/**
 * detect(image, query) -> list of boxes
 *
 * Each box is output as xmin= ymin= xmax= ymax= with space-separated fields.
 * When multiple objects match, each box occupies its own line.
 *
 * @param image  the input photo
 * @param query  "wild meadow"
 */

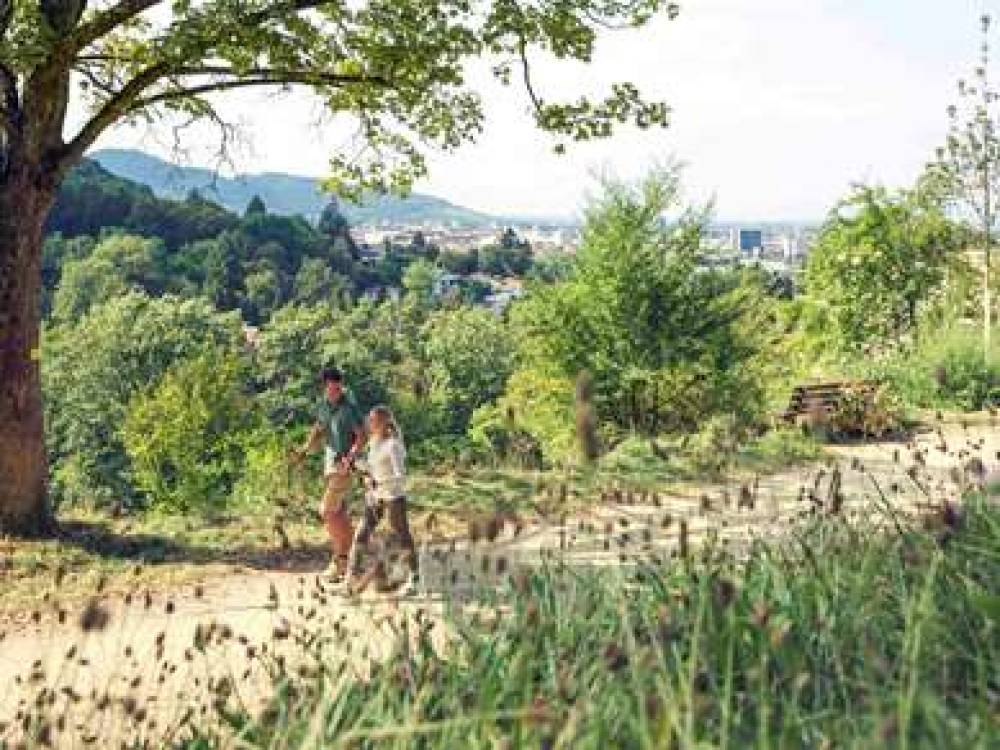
xmin=5 ymin=453 xmax=997 ymax=750
xmin=208 ymin=497 xmax=997 ymax=750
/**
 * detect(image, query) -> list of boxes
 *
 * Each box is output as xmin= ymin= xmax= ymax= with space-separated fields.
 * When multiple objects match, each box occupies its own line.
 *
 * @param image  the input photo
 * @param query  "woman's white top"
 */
xmin=359 ymin=436 xmax=407 ymax=502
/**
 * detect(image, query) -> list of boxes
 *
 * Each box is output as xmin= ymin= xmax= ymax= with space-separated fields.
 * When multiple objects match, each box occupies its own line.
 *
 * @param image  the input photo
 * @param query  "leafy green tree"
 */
xmin=255 ymin=302 xmax=393 ymax=428
xmin=245 ymin=194 xmax=267 ymax=217
xmin=200 ymin=236 xmax=244 ymax=310
xmin=425 ymin=306 xmax=516 ymax=431
xmin=934 ymin=13 xmax=1000 ymax=357
xmin=41 ymin=233 xmax=95 ymax=316
xmin=244 ymin=266 xmax=284 ymax=324
xmin=410 ymin=231 xmax=427 ymax=254
xmin=440 ymin=249 xmax=479 ymax=275
xmin=255 ymin=304 xmax=339 ymax=427
xmin=44 ymin=292 xmax=242 ymax=508
xmin=500 ymin=227 xmax=528 ymax=251
xmin=803 ymin=185 xmax=965 ymax=353
xmin=0 ymin=0 xmax=674 ymax=534
xmin=402 ymin=258 xmax=438 ymax=307
xmin=51 ymin=234 xmax=160 ymax=322
xmin=470 ymin=368 xmax=574 ymax=465
xmin=123 ymin=348 xmax=258 ymax=512
xmin=527 ymin=252 xmax=575 ymax=284
xmin=511 ymin=166 xmax=765 ymax=434
xmin=293 ymin=256 xmax=349 ymax=307
xmin=458 ymin=277 xmax=493 ymax=304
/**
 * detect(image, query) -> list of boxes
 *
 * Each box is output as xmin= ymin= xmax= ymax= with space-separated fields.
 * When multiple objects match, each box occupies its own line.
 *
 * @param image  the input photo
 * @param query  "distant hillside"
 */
xmin=93 ymin=149 xmax=497 ymax=226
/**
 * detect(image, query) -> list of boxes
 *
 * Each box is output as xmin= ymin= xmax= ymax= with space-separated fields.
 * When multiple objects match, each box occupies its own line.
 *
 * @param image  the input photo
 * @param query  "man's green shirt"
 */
xmin=316 ymin=392 xmax=364 ymax=456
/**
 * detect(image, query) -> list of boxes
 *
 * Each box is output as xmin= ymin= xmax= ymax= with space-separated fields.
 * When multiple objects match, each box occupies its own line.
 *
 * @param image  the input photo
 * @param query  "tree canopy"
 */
xmin=802 ymin=184 xmax=966 ymax=354
xmin=1 ymin=0 xmax=674 ymax=193
xmin=511 ymin=165 xmax=767 ymax=438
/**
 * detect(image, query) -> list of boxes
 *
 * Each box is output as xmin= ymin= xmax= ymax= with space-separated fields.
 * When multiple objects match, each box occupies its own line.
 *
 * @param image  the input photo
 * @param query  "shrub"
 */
xmin=827 ymin=383 xmax=904 ymax=438
xmin=512 ymin=167 xmax=769 ymax=439
xmin=466 ymin=411 xmax=546 ymax=470
xmin=424 ymin=306 xmax=517 ymax=432
xmin=123 ymin=349 xmax=258 ymax=512
xmin=470 ymin=368 xmax=576 ymax=466
xmin=43 ymin=292 xmax=244 ymax=508
xmin=867 ymin=325 xmax=1000 ymax=411
xmin=231 ymin=431 xmax=313 ymax=510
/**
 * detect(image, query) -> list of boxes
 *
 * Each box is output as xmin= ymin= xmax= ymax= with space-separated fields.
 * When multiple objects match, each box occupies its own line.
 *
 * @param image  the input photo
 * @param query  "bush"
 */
xmin=424 ymin=306 xmax=517 ymax=432
xmin=390 ymin=390 xmax=452 ymax=452
xmin=406 ymin=434 xmax=482 ymax=471
xmin=470 ymin=368 xmax=576 ymax=466
xmin=123 ymin=349 xmax=258 ymax=512
xmin=231 ymin=431 xmax=312 ymax=509
xmin=511 ymin=167 xmax=769 ymax=440
xmin=868 ymin=325 xmax=1000 ymax=411
xmin=623 ymin=361 xmax=766 ymax=435
xmin=826 ymin=383 xmax=904 ymax=439
xmin=466 ymin=411 xmax=545 ymax=470
xmin=43 ymin=292 xmax=244 ymax=508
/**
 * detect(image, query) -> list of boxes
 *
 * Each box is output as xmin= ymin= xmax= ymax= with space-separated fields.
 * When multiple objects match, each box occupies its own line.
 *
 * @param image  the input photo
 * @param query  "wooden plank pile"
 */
xmin=778 ymin=380 xmax=880 ymax=425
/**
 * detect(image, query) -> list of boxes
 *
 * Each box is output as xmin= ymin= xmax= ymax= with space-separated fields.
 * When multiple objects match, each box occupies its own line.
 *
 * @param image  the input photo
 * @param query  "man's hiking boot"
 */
xmin=323 ymin=556 xmax=348 ymax=582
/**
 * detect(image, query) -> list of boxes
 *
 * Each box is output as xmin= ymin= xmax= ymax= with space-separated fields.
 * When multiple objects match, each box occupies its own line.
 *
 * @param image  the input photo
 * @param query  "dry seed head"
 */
xmin=750 ymin=601 xmax=771 ymax=628
xmin=79 ymin=599 xmax=110 ymax=632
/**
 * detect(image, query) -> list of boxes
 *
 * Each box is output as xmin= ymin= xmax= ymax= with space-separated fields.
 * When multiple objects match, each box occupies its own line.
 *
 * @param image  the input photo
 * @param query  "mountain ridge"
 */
xmin=92 ymin=148 xmax=503 ymax=227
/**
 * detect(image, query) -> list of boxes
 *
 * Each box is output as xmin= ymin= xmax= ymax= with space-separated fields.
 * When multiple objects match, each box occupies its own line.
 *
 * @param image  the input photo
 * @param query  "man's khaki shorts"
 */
xmin=320 ymin=449 xmax=354 ymax=516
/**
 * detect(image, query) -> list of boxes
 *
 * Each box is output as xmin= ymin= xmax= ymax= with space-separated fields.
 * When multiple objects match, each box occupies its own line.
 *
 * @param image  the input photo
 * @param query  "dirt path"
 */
xmin=1 ymin=423 xmax=996 ymax=748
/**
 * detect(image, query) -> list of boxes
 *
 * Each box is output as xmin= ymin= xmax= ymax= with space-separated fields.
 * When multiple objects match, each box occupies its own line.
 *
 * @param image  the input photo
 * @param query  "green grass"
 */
xmin=0 ymin=506 xmax=329 ymax=615
xmin=861 ymin=324 xmax=1000 ymax=412
xmin=169 ymin=492 xmax=1000 ymax=750
xmin=734 ymin=427 xmax=824 ymax=470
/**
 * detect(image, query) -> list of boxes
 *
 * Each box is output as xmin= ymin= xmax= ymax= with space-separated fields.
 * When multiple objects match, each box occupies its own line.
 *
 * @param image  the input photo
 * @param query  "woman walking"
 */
xmin=348 ymin=405 xmax=420 ymax=596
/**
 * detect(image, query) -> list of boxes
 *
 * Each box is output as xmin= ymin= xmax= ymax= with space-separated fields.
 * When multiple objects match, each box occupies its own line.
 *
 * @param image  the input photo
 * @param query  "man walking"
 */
xmin=291 ymin=367 xmax=366 ymax=579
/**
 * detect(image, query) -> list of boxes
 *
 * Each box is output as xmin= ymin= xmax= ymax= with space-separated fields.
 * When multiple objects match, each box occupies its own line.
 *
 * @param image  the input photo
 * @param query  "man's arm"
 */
xmin=291 ymin=422 xmax=326 ymax=463
xmin=345 ymin=423 xmax=367 ymax=464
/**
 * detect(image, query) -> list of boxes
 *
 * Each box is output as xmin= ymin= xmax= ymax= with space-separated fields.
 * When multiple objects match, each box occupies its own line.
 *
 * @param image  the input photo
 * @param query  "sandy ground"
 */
xmin=1 ymin=421 xmax=996 ymax=748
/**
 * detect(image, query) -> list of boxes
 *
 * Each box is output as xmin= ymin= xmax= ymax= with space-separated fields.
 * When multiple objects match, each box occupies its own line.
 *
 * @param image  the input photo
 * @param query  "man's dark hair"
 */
xmin=321 ymin=367 xmax=343 ymax=384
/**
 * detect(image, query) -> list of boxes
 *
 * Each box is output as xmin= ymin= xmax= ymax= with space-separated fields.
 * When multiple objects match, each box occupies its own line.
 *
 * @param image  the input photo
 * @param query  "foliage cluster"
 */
xmin=41 ymin=165 xmax=783 ymax=512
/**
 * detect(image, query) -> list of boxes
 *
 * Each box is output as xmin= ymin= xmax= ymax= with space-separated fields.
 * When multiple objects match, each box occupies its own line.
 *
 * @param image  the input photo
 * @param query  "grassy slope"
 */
xmin=0 ymin=431 xmax=819 ymax=616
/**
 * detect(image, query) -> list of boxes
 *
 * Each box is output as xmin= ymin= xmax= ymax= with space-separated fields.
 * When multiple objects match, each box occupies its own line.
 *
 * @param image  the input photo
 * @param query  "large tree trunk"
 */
xmin=0 ymin=164 xmax=56 ymax=537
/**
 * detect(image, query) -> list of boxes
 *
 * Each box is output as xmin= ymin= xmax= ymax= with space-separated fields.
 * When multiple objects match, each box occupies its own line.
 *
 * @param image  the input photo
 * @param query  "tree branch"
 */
xmin=59 ymin=64 xmax=389 ymax=172
xmin=56 ymin=0 xmax=165 ymax=60
xmin=129 ymin=68 xmax=388 ymax=109
xmin=58 ymin=61 xmax=172 ymax=169
xmin=48 ymin=0 xmax=330 ymax=70
xmin=518 ymin=37 xmax=544 ymax=115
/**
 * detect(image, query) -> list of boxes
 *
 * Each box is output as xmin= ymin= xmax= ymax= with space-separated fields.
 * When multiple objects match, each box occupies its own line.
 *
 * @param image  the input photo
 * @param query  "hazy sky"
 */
xmin=93 ymin=0 xmax=996 ymax=220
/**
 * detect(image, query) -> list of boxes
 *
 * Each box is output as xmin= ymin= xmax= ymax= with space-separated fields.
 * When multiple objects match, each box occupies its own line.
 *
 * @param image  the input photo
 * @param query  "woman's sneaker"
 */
xmin=397 ymin=572 xmax=421 ymax=598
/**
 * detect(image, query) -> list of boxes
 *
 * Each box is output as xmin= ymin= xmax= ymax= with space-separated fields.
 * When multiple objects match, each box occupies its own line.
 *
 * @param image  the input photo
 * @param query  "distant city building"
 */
xmin=483 ymin=287 xmax=525 ymax=315
xmin=739 ymin=229 xmax=764 ymax=254
xmin=433 ymin=272 xmax=463 ymax=298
